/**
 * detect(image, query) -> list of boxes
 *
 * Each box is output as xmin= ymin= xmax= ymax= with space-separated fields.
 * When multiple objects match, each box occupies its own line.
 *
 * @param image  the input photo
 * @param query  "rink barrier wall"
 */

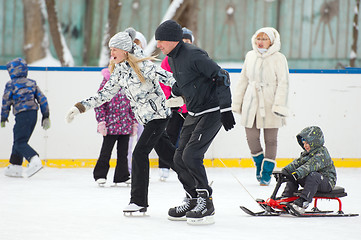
xmin=1 ymin=67 xmax=360 ymax=168
xmin=1 ymin=158 xmax=361 ymax=168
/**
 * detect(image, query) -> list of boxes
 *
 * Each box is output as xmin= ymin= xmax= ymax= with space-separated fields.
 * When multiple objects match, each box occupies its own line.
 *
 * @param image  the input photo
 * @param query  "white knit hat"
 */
xmin=135 ymin=31 xmax=147 ymax=49
xmin=108 ymin=27 xmax=136 ymax=52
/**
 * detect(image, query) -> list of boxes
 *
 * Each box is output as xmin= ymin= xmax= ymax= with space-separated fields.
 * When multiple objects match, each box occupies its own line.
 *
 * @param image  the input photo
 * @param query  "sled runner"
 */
xmin=240 ymin=171 xmax=359 ymax=217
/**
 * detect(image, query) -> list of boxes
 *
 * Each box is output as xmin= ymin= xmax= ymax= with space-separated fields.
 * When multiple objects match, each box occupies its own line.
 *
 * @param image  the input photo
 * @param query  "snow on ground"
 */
xmin=0 ymin=167 xmax=360 ymax=240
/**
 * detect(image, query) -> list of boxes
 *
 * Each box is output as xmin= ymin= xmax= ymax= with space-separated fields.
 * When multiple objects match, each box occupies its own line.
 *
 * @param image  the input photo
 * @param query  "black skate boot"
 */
xmin=287 ymin=197 xmax=309 ymax=216
xmin=186 ymin=189 xmax=215 ymax=225
xmin=168 ymin=192 xmax=197 ymax=221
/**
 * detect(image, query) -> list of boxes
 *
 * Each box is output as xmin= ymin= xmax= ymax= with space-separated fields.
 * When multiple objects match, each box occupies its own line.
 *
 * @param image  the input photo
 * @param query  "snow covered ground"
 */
xmin=1 ymin=167 xmax=360 ymax=240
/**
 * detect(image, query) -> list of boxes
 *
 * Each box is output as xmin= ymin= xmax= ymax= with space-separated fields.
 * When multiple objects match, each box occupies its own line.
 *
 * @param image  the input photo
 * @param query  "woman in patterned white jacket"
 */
xmin=66 ymin=28 xmax=179 ymax=213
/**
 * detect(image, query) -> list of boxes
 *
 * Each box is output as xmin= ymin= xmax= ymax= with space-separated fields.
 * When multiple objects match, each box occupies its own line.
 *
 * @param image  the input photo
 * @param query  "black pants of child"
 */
xmin=282 ymin=172 xmax=332 ymax=202
xmin=130 ymin=118 xmax=177 ymax=207
xmin=173 ymin=111 xmax=222 ymax=198
xmin=93 ymin=134 xmax=130 ymax=183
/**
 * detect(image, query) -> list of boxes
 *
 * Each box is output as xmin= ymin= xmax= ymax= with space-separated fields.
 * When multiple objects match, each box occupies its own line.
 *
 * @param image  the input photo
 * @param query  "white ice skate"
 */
xmin=96 ymin=178 xmax=106 ymax=187
xmin=25 ymin=155 xmax=43 ymax=178
xmin=4 ymin=164 xmax=23 ymax=178
xmin=159 ymin=168 xmax=169 ymax=181
xmin=111 ymin=179 xmax=131 ymax=187
xmin=123 ymin=203 xmax=147 ymax=216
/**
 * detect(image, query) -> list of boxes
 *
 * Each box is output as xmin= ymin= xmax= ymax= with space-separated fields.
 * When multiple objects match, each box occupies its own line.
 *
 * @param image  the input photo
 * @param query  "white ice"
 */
xmin=1 ymin=167 xmax=360 ymax=240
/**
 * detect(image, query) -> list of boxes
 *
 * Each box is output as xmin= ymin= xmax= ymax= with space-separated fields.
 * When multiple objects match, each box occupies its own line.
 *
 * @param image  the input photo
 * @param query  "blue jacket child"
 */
xmin=1 ymin=57 xmax=50 ymax=178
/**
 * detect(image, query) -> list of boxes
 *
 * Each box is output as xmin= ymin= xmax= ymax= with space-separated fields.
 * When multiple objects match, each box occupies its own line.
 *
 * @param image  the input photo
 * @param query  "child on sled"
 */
xmin=281 ymin=126 xmax=337 ymax=214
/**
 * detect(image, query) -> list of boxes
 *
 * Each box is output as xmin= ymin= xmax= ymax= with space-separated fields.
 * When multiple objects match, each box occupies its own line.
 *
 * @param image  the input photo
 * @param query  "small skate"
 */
xmin=4 ymin=164 xmax=23 ymax=178
xmin=159 ymin=168 xmax=169 ymax=182
xmin=123 ymin=203 xmax=147 ymax=217
xmin=96 ymin=178 xmax=106 ymax=187
xmin=26 ymin=156 xmax=43 ymax=178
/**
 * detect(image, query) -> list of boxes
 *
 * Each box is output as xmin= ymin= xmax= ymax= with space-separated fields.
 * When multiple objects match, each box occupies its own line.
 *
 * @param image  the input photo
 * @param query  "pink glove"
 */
xmin=131 ymin=123 xmax=138 ymax=136
xmin=97 ymin=121 xmax=107 ymax=136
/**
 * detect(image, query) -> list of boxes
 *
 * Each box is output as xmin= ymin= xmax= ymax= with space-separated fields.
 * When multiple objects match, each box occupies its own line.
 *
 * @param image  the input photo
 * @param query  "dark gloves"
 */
xmin=41 ymin=116 xmax=51 ymax=130
xmin=281 ymin=168 xmax=298 ymax=183
xmin=1 ymin=118 xmax=8 ymax=128
xmin=221 ymin=111 xmax=235 ymax=131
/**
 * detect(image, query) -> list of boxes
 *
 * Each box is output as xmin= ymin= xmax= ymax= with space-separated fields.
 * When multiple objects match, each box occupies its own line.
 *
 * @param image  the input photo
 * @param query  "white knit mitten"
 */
xmin=66 ymin=106 xmax=80 ymax=123
xmin=165 ymin=96 xmax=185 ymax=108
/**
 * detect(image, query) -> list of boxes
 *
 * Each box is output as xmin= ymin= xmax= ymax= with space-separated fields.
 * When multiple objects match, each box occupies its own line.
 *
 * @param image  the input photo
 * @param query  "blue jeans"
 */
xmin=10 ymin=110 xmax=38 ymax=164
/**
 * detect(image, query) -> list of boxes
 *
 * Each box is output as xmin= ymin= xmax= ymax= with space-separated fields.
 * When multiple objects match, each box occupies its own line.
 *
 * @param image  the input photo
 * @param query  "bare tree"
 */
xmin=83 ymin=0 xmax=95 ymax=65
xmin=173 ymin=0 xmax=199 ymax=44
xmin=98 ymin=0 xmax=122 ymax=66
xmin=45 ymin=0 xmax=74 ymax=66
xmin=350 ymin=0 xmax=360 ymax=67
xmin=144 ymin=0 xmax=199 ymax=56
xmin=22 ymin=0 xmax=46 ymax=64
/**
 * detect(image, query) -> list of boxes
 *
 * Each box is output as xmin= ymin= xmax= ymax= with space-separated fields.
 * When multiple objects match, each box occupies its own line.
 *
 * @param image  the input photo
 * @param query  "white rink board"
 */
xmin=0 ymin=69 xmax=360 ymax=160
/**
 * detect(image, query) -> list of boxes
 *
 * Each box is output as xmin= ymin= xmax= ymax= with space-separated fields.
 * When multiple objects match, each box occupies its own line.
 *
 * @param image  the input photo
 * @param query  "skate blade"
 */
xmin=123 ymin=211 xmax=148 ymax=217
xmin=5 ymin=173 xmax=23 ymax=178
xmin=159 ymin=177 xmax=167 ymax=182
xmin=168 ymin=216 xmax=187 ymax=221
xmin=111 ymin=183 xmax=130 ymax=187
xmin=186 ymin=215 xmax=215 ymax=225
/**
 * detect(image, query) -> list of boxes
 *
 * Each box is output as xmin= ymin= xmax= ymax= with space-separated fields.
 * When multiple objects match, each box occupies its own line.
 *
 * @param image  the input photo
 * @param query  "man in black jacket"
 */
xmin=155 ymin=20 xmax=235 ymax=225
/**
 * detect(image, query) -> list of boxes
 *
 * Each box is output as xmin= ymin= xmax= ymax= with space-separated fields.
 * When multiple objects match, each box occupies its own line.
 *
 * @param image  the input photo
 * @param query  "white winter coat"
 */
xmin=81 ymin=45 xmax=175 ymax=125
xmin=232 ymin=27 xmax=289 ymax=129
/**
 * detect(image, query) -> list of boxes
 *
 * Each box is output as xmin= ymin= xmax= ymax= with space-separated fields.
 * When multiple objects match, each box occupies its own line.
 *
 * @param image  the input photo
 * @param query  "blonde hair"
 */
xmin=126 ymin=53 xmax=158 ymax=83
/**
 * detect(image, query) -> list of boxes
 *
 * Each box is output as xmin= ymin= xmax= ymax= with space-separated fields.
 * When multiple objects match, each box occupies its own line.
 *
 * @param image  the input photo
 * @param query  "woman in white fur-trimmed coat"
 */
xmin=232 ymin=27 xmax=289 ymax=186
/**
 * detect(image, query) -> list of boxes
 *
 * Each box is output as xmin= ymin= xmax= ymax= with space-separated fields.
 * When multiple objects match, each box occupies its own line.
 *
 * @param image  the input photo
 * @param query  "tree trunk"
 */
xmin=45 ymin=0 xmax=74 ymax=66
xmin=350 ymin=0 xmax=360 ymax=67
xmin=173 ymin=0 xmax=199 ymax=44
xmin=83 ymin=0 xmax=95 ymax=65
xmin=98 ymin=0 xmax=122 ymax=67
xmin=22 ymin=0 xmax=46 ymax=64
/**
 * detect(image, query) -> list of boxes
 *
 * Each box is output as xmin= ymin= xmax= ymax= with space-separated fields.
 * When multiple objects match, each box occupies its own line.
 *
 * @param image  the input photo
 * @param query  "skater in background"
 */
xmin=93 ymin=60 xmax=137 ymax=187
xmin=66 ymin=27 xmax=183 ymax=213
xmin=281 ymin=126 xmax=336 ymax=214
xmin=157 ymin=27 xmax=193 ymax=181
xmin=155 ymin=20 xmax=235 ymax=224
xmin=126 ymin=31 xmax=147 ymax=174
xmin=232 ymin=27 xmax=289 ymax=186
xmin=1 ymin=57 xmax=50 ymax=178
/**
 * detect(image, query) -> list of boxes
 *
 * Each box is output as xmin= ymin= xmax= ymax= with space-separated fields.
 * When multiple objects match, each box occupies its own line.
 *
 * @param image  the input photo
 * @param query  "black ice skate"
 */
xmin=123 ymin=203 xmax=147 ymax=216
xmin=186 ymin=189 xmax=215 ymax=225
xmin=168 ymin=192 xmax=197 ymax=221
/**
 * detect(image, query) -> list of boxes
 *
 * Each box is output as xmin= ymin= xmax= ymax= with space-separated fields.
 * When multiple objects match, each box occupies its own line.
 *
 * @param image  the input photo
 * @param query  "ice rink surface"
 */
xmin=1 ymin=167 xmax=360 ymax=240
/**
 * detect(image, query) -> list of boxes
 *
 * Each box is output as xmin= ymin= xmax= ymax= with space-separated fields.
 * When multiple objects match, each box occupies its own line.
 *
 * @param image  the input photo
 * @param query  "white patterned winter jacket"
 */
xmin=81 ymin=45 xmax=175 ymax=125
xmin=232 ymin=27 xmax=289 ymax=129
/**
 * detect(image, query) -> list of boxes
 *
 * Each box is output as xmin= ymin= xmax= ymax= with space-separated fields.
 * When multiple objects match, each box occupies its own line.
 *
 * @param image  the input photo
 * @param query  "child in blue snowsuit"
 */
xmin=281 ymin=126 xmax=337 ymax=214
xmin=1 ymin=58 xmax=50 ymax=177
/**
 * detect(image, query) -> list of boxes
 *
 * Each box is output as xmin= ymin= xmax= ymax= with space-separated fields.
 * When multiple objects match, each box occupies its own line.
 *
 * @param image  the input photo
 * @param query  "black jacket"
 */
xmin=168 ymin=41 xmax=232 ymax=116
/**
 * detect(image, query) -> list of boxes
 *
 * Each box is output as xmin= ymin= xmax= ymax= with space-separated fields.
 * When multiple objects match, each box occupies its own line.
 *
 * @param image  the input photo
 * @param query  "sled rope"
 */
xmin=217 ymin=158 xmax=257 ymax=202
